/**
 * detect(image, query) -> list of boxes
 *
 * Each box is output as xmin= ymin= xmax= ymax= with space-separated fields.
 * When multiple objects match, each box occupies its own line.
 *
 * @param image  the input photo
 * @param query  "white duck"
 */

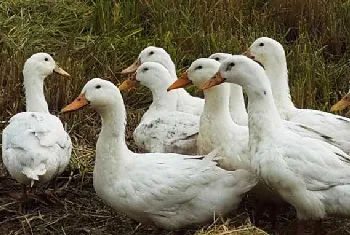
xmin=121 ymin=46 xmax=204 ymax=116
xmin=245 ymin=37 xmax=350 ymax=154
xmin=168 ymin=59 xmax=341 ymax=165
xmin=209 ymin=53 xmax=248 ymax=126
xmin=61 ymin=78 xmax=257 ymax=230
xmin=119 ymin=62 xmax=199 ymax=155
xmin=2 ymin=53 xmax=72 ymax=198
xmin=168 ymin=58 xmax=249 ymax=170
xmin=202 ymin=55 xmax=350 ymax=234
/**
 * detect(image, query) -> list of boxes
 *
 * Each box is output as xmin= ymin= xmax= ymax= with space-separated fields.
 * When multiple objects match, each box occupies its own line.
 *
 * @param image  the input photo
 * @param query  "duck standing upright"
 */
xmin=119 ymin=62 xmax=199 ymax=154
xmin=2 ymin=53 xmax=72 ymax=198
xmin=61 ymin=78 xmax=257 ymax=230
xmin=244 ymin=37 xmax=350 ymax=154
xmin=202 ymin=55 xmax=350 ymax=234
xmin=168 ymin=58 xmax=249 ymax=170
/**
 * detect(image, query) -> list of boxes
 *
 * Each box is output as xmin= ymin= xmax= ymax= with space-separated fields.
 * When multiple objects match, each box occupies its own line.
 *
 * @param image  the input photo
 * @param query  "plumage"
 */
xmin=2 ymin=112 xmax=71 ymax=186
xmin=212 ymin=55 xmax=350 ymax=226
xmin=178 ymin=58 xmax=250 ymax=170
xmin=61 ymin=78 xmax=258 ymax=230
xmin=2 ymin=53 xmax=72 ymax=187
xmin=246 ymin=37 xmax=350 ymax=154
xmin=122 ymin=46 xmax=204 ymax=116
xmin=168 ymin=58 xmax=341 ymax=169
xmin=120 ymin=62 xmax=199 ymax=154
xmin=208 ymin=53 xmax=248 ymax=126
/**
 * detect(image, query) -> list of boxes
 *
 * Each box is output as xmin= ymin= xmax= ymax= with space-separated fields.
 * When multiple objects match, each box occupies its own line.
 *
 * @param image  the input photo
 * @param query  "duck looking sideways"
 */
xmin=244 ymin=37 xmax=350 ymax=154
xmin=168 ymin=58 xmax=249 ymax=170
xmin=119 ymin=62 xmax=199 ymax=154
xmin=61 ymin=78 xmax=257 ymax=230
xmin=202 ymin=55 xmax=350 ymax=234
xmin=208 ymin=53 xmax=248 ymax=126
xmin=2 ymin=53 xmax=72 ymax=198
xmin=121 ymin=46 xmax=204 ymax=116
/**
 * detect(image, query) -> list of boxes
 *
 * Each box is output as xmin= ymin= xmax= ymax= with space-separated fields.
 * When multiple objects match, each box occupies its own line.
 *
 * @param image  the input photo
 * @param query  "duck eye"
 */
xmin=143 ymin=67 xmax=149 ymax=72
xmin=225 ymin=62 xmax=235 ymax=71
xmin=195 ymin=65 xmax=202 ymax=70
xmin=44 ymin=58 xmax=49 ymax=61
xmin=214 ymin=57 xmax=220 ymax=61
xmin=95 ymin=85 xmax=101 ymax=89
xmin=259 ymin=42 xmax=264 ymax=47
xmin=49 ymin=53 xmax=55 ymax=57
xmin=149 ymin=51 xmax=154 ymax=56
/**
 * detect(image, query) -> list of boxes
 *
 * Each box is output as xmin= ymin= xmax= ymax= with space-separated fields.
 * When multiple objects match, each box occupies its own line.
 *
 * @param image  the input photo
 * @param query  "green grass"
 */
xmin=1 ymin=0 xmax=350 ymax=234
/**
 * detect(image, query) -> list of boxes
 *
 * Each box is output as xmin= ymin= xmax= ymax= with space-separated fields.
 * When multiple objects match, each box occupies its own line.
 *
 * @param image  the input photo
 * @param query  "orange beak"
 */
xmin=200 ymin=72 xmax=225 ymax=90
xmin=119 ymin=72 xmax=140 ymax=92
xmin=61 ymin=93 xmax=89 ymax=113
xmin=242 ymin=49 xmax=255 ymax=59
xmin=167 ymin=72 xmax=192 ymax=91
xmin=330 ymin=93 xmax=350 ymax=112
xmin=53 ymin=66 xmax=70 ymax=77
xmin=121 ymin=59 xmax=141 ymax=74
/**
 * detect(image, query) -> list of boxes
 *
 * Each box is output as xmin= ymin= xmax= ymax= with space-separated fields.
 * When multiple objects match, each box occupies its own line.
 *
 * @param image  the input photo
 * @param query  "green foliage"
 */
xmin=1 ymin=0 xmax=350 ymax=141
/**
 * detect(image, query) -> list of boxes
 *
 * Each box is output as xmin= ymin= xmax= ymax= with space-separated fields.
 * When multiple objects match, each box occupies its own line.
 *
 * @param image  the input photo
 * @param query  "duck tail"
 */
xmin=21 ymin=164 xmax=46 ymax=187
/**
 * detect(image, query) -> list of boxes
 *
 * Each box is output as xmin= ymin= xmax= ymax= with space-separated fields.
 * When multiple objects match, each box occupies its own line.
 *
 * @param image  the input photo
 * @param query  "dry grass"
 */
xmin=1 ymin=0 xmax=350 ymax=234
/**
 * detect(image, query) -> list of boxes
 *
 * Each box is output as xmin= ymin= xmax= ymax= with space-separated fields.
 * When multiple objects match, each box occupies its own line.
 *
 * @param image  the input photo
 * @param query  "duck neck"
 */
xmin=203 ymin=83 xmax=231 ymax=122
xmin=246 ymin=82 xmax=283 ymax=151
xmin=94 ymin=95 xmax=129 ymax=181
xmin=149 ymin=87 xmax=177 ymax=112
xmin=229 ymin=84 xmax=247 ymax=117
xmin=265 ymin=60 xmax=296 ymax=118
xmin=23 ymin=73 xmax=49 ymax=113
xmin=161 ymin=58 xmax=177 ymax=82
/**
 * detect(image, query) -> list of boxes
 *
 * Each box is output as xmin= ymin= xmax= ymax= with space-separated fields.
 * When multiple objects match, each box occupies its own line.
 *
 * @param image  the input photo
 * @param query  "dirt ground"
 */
xmin=1 ymin=110 xmax=350 ymax=235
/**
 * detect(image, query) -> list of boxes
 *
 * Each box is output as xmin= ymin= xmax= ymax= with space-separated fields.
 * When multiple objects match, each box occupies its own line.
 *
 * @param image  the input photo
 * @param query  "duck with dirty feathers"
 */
xmin=61 ymin=78 xmax=257 ymax=230
xmin=202 ymin=54 xmax=350 ymax=234
xmin=2 ymin=53 xmax=72 ymax=199
xmin=244 ymin=37 xmax=350 ymax=154
xmin=119 ymin=62 xmax=199 ymax=155
xmin=121 ymin=46 xmax=204 ymax=116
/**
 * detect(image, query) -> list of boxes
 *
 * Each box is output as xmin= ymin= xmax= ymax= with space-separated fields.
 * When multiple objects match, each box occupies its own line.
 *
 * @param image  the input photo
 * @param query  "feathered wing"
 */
xmin=290 ymin=109 xmax=350 ymax=153
xmin=255 ymin=133 xmax=350 ymax=219
xmin=2 ymin=112 xmax=72 ymax=185
xmin=114 ymin=153 xmax=257 ymax=229
xmin=133 ymin=111 xmax=199 ymax=154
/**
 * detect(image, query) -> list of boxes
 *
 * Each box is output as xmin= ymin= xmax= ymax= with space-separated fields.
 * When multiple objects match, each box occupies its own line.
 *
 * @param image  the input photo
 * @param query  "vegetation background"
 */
xmin=0 ymin=0 xmax=350 ymax=234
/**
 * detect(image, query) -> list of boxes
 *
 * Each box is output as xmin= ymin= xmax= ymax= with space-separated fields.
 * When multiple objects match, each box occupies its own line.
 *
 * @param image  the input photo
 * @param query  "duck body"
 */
xmin=62 ymin=78 xmax=258 ymax=230
xmin=93 ymin=149 xmax=255 ymax=229
xmin=121 ymin=62 xmax=199 ymax=154
xmin=215 ymin=55 xmax=350 ymax=222
xmin=181 ymin=58 xmax=250 ymax=169
xmin=2 ymin=112 xmax=71 ymax=185
xmin=247 ymin=37 xmax=350 ymax=154
xmin=250 ymin=125 xmax=350 ymax=219
xmin=197 ymin=84 xmax=249 ymax=169
xmin=133 ymin=110 xmax=199 ymax=154
xmin=1 ymin=53 xmax=71 ymax=187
